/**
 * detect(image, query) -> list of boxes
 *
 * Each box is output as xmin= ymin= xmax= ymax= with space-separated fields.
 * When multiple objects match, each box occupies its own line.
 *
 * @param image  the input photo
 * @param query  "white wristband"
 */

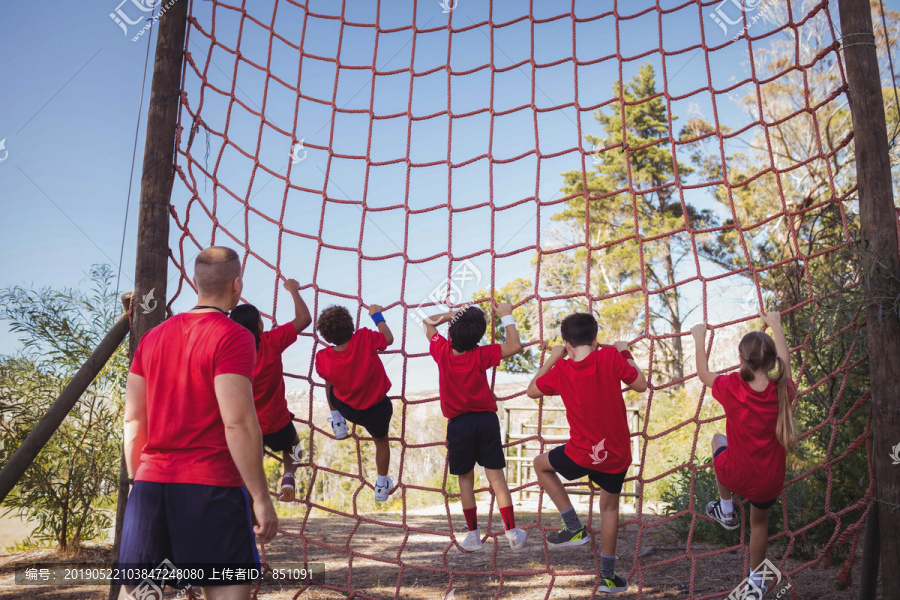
xmin=500 ymin=314 xmax=516 ymax=328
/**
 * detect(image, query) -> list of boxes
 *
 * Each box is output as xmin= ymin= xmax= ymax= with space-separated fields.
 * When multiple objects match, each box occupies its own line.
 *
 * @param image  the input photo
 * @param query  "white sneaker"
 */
xmin=505 ymin=527 xmax=527 ymax=550
xmin=459 ymin=530 xmax=483 ymax=552
xmin=328 ymin=417 xmax=350 ymax=440
xmin=374 ymin=476 xmax=394 ymax=501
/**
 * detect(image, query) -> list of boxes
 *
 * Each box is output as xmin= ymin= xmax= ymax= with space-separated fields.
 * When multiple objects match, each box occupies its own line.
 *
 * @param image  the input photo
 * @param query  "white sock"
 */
xmin=720 ymin=497 xmax=734 ymax=514
xmin=330 ymin=410 xmax=345 ymax=423
xmin=749 ymin=570 xmax=763 ymax=588
xmin=376 ymin=473 xmax=390 ymax=487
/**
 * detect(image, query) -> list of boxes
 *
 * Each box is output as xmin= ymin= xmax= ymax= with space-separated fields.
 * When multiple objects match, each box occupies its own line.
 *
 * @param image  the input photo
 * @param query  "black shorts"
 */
xmin=118 ymin=482 xmax=259 ymax=587
xmin=262 ymin=417 xmax=298 ymax=452
xmin=713 ymin=445 xmax=778 ymax=510
xmin=329 ymin=388 xmax=393 ymax=439
xmin=548 ymin=445 xmax=628 ymax=495
xmin=446 ymin=411 xmax=506 ymax=475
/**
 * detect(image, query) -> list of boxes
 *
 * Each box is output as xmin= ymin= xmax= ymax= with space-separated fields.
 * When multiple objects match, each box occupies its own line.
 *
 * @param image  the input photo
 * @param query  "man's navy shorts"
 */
xmin=329 ymin=388 xmax=393 ymax=439
xmin=548 ymin=445 xmax=628 ymax=495
xmin=117 ymin=481 xmax=260 ymax=587
xmin=446 ymin=411 xmax=506 ymax=475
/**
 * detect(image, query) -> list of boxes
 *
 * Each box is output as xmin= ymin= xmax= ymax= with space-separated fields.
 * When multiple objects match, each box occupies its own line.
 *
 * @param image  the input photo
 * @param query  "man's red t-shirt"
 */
xmin=129 ymin=312 xmax=257 ymax=487
xmin=429 ymin=333 xmax=502 ymax=419
xmin=536 ymin=347 xmax=638 ymax=473
xmin=253 ymin=322 xmax=297 ymax=435
xmin=315 ymin=328 xmax=391 ymax=410
xmin=712 ymin=372 xmax=795 ymax=502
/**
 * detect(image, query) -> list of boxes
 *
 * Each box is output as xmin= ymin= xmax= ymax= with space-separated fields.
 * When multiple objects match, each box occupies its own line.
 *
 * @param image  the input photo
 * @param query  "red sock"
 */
xmin=463 ymin=507 xmax=478 ymax=531
xmin=499 ymin=505 xmax=516 ymax=531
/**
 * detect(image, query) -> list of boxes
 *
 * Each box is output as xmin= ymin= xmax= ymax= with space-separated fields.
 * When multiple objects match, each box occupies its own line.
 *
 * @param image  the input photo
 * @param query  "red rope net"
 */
xmin=164 ymin=1 xmax=881 ymax=598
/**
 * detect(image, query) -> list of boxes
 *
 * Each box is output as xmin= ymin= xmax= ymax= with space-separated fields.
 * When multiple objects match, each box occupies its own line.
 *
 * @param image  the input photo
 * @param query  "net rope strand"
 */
xmin=162 ymin=1 xmax=880 ymax=598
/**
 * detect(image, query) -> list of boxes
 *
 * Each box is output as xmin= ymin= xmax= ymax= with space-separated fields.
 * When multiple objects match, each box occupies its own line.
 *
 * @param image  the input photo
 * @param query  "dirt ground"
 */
xmin=0 ymin=510 xmax=876 ymax=599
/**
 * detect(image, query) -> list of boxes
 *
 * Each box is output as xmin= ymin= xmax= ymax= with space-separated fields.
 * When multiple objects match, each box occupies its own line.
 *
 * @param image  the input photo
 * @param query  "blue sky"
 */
xmin=0 ymin=0 xmax=885 ymax=392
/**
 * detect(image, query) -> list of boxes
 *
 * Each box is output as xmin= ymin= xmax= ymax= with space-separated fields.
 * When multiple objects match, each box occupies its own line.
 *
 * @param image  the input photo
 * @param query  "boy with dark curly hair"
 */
xmin=314 ymin=303 xmax=395 ymax=501
xmin=424 ymin=302 xmax=527 ymax=552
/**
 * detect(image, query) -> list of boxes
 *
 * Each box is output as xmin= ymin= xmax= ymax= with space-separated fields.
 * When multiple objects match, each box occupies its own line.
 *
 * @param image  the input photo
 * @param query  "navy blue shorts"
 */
xmin=548 ymin=445 xmax=628 ymax=495
xmin=329 ymin=388 xmax=393 ymax=439
xmin=446 ymin=411 xmax=506 ymax=475
xmin=117 ymin=481 xmax=260 ymax=587
xmin=262 ymin=416 xmax=298 ymax=452
xmin=712 ymin=445 xmax=778 ymax=510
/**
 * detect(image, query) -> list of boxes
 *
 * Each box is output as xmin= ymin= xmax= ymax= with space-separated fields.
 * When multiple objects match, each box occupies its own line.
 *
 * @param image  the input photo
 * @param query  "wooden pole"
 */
xmin=0 ymin=311 xmax=130 ymax=503
xmin=837 ymin=1 xmax=900 ymax=597
xmin=109 ymin=2 xmax=188 ymax=597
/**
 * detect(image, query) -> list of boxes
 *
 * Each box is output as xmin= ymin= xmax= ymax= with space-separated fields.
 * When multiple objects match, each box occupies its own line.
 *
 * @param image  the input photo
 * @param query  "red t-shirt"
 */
xmin=536 ymin=347 xmax=638 ymax=473
xmin=253 ymin=322 xmax=297 ymax=435
xmin=129 ymin=312 xmax=257 ymax=487
xmin=315 ymin=327 xmax=391 ymax=410
xmin=429 ymin=333 xmax=502 ymax=419
xmin=712 ymin=372 xmax=795 ymax=502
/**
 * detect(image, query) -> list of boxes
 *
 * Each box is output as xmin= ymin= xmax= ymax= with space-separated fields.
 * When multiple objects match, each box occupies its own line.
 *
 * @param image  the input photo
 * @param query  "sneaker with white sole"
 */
xmin=459 ymin=529 xmax=483 ymax=552
xmin=739 ymin=580 xmax=769 ymax=599
xmin=706 ymin=499 xmax=740 ymax=530
xmin=547 ymin=524 xmax=590 ymax=547
xmin=374 ymin=476 xmax=394 ymax=501
xmin=598 ymin=572 xmax=628 ymax=593
xmin=328 ymin=417 xmax=350 ymax=440
xmin=505 ymin=527 xmax=527 ymax=550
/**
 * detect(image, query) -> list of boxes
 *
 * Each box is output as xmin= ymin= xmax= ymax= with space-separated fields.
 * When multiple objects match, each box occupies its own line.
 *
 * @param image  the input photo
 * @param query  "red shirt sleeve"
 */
xmin=214 ymin=327 xmax=257 ymax=378
xmin=266 ymin=322 xmax=298 ymax=354
xmin=479 ymin=344 xmax=502 ymax=370
xmin=314 ymin=349 xmax=329 ymax=380
xmin=611 ymin=349 xmax=639 ymax=384
xmin=711 ymin=373 xmax=733 ymax=408
xmin=429 ymin=333 xmax=447 ymax=361
xmin=129 ymin=338 xmax=145 ymax=376
xmin=367 ymin=327 xmax=388 ymax=352
xmin=536 ymin=362 xmax=561 ymax=396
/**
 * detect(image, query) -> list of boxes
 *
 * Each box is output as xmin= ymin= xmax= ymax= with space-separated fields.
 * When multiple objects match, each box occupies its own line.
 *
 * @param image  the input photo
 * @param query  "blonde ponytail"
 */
xmin=772 ymin=355 xmax=798 ymax=453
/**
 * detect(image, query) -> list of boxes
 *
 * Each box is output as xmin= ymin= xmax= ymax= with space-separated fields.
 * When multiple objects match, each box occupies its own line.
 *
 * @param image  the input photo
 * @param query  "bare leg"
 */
xmin=484 ymin=468 xmax=512 ymax=509
xmin=325 ymin=382 xmax=336 ymax=411
xmin=279 ymin=433 xmax=302 ymax=502
xmin=117 ymin=586 xmax=136 ymax=599
xmin=202 ymin=584 xmax=253 ymax=600
xmin=533 ymin=452 xmax=572 ymax=512
xmin=598 ymin=489 xmax=620 ymax=556
xmin=749 ymin=505 xmax=770 ymax=571
xmin=459 ymin=470 xmax=476 ymax=510
xmin=711 ymin=433 xmax=732 ymax=501
xmin=373 ymin=435 xmax=390 ymax=477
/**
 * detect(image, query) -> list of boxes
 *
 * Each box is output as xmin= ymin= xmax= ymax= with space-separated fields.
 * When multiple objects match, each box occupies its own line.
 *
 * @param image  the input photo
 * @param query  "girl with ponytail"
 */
xmin=691 ymin=311 xmax=799 ymax=599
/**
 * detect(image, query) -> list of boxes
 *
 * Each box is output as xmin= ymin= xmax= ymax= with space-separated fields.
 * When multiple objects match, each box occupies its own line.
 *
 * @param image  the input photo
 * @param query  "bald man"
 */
xmin=118 ymin=247 xmax=277 ymax=600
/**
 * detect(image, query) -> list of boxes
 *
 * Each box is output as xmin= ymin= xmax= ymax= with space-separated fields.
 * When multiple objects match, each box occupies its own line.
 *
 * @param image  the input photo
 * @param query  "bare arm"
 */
xmin=761 ymin=311 xmax=792 ymax=380
xmin=215 ymin=373 xmax=278 ymax=544
xmin=368 ymin=304 xmax=394 ymax=346
xmin=123 ymin=373 xmax=148 ymax=480
xmin=527 ymin=345 xmax=566 ymax=398
xmin=423 ymin=310 xmax=456 ymax=340
xmin=690 ymin=324 xmax=719 ymax=389
xmin=494 ymin=301 xmax=522 ymax=358
xmin=284 ymin=279 xmax=312 ymax=333
xmin=614 ymin=341 xmax=649 ymax=392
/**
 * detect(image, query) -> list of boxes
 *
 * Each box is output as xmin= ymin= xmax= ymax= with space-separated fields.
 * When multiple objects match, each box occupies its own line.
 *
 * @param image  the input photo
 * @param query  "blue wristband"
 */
xmin=371 ymin=311 xmax=385 ymax=325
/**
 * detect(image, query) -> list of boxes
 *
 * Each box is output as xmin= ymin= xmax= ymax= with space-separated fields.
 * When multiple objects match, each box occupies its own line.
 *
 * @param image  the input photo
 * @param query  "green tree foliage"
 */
xmin=0 ymin=265 xmax=128 ymax=551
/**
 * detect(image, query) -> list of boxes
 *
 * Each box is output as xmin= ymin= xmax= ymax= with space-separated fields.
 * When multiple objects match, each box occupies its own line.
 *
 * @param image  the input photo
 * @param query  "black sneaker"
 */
xmin=598 ymin=572 xmax=628 ymax=593
xmin=706 ymin=500 xmax=740 ymax=530
xmin=546 ymin=524 xmax=590 ymax=547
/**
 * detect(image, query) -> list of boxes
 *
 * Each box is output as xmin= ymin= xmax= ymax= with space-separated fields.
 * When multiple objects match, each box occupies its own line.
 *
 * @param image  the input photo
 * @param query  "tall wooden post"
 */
xmin=837 ymin=1 xmax=900 ymax=598
xmin=109 ymin=2 xmax=188 ymax=598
